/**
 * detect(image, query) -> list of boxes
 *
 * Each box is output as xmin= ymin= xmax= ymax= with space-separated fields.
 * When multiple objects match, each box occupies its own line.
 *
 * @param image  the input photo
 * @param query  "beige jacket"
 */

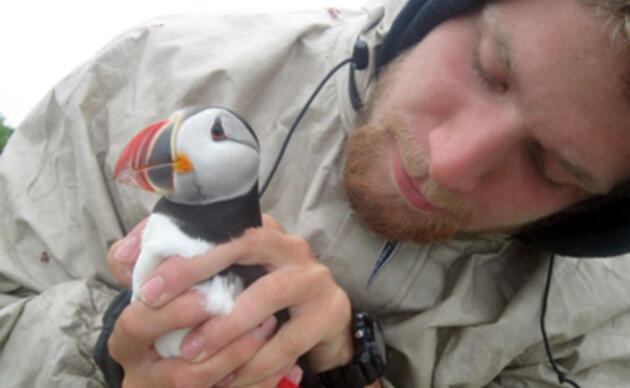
xmin=1 ymin=1 xmax=629 ymax=387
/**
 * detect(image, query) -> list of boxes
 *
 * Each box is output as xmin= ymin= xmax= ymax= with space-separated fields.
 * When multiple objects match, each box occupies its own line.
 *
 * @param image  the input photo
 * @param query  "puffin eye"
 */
xmin=211 ymin=123 xmax=226 ymax=140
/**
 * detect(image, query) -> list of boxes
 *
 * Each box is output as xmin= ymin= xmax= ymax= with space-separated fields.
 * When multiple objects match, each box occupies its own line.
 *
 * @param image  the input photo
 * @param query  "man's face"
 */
xmin=344 ymin=0 xmax=630 ymax=243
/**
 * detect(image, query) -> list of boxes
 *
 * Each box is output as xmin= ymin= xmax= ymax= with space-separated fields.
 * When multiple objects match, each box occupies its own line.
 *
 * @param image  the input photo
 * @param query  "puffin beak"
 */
xmin=114 ymin=114 xmax=193 ymax=194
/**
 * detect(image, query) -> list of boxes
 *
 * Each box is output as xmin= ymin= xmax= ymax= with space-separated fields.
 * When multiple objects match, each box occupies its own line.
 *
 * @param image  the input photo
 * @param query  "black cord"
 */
xmin=540 ymin=255 xmax=582 ymax=388
xmin=259 ymin=58 xmax=354 ymax=198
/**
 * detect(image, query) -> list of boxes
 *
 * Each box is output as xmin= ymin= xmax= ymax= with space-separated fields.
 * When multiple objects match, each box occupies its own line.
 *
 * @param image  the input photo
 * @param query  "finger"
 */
xmin=109 ymin=291 xmax=211 ymax=362
xmin=277 ymin=366 xmax=304 ymax=388
xmin=229 ymin=315 xmax=323 ymax=386
xmin=261 ymin=214 xmax=286 ymax=233
xmin=228 ymin=283 xmax=352 ymax=379
xmin=231 ymin=228 xmax=317 ymax=269
xmin=137 ymin=253 xmax=232 ymax=308
xmin=107 ymin=219 xmax=148 ymax=286
xmin=140 ymin=228 xmax=314 ymax=308
xmin=148 ymin=316 xmax=278 ymax=388
xmin=177 ymin=265 xmax=323 ymax=363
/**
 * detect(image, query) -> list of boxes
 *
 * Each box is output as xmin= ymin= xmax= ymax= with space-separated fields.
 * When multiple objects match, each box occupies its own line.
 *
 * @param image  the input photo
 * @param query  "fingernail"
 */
xmin=278 ymin=366 xmax=302 ymax=388
xmin=181 ymin=333 xmax=205 ymax=360
xmin=254 ymin=316 xmax=278 ymax=340
xmin=140 ymin=275 xmax=164 ymax=305
xmin=287 ymin=365 xmax=303 ymax=384
xmin=215 ymin=373 xmax=234 ymax=387
xmin=114 ymin=236 xmax=138 ymax=263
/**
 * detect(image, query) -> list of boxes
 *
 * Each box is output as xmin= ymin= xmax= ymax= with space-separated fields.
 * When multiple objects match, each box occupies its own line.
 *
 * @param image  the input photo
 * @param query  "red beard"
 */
xmin=343 ymin=112 xmax=475 ymax=243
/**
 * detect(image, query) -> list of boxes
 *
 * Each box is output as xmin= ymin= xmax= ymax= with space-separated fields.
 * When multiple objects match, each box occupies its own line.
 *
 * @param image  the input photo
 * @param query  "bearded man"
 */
xmin=1 ymin=0 xmax=630 ymax=387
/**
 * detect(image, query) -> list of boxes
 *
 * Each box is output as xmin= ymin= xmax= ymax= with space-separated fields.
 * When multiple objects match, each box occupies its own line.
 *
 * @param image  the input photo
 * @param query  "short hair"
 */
xmin=581 ymin=1 xmax=630 ymax=46
xmin=578 ymin=0 xmax=630 ymax=98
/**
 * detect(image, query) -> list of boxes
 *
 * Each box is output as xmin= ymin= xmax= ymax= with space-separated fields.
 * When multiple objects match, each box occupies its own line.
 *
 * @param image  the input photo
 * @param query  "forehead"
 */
xmin=491 ymin=0 xmax=630 ymax=189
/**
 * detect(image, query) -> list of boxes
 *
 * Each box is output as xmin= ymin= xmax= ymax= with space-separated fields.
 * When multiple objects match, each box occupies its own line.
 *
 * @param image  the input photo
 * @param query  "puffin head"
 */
xmin=114 ymin=106 xmax=260 ymax=205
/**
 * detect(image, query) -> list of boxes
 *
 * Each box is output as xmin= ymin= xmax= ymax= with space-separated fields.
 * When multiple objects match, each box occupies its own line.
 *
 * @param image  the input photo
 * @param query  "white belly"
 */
xmin=132 ymin=213 xmax=243 ymax=358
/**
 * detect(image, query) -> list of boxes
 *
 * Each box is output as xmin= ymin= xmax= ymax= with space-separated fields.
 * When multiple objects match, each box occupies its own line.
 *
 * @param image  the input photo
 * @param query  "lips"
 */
xmin=391 ymin=143 xmax=443 ymax=214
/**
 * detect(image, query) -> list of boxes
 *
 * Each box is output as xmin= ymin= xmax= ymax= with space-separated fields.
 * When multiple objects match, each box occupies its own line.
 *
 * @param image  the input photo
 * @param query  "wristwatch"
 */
xmin=317 ymin=311 xmax=387 ymax=387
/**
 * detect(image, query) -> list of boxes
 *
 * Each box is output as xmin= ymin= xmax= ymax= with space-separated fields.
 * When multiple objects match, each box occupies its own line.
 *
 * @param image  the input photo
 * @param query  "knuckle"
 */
xmin=285 ymin=235 xmax=312 ymax=257
xmin=117 ymin=309 xmax=147 ymax=341
xmin=239 ymin=227 xmax=268 ymax=252
xmin=243 ymin=358 xmax=273 ymax=381
xmin=279 ymin=330 xmax=304 ymax=357
xmin=157 ymin=258 xmax=199 ymax=297
xmin=261 ymin=214 xmax=280 ymax=228
xmin=329 ymin=288 xmax=352 ymax=321
xmin=170 ymin=369 xmax=200 ymax=388
xmin=106 ymin=240 xmax=120 ymax=262
xmin=261 ymin=277 xmax=290 ymax=307
xmin=160 ymin=256 xmax=189 ymax=280
xmin=224 ymin=338 xmax=258 ymax=367
xmin=310 ymin=262 xmax=332 ymax=280
xmin=302 ymin=263 xmax=333 ymax=290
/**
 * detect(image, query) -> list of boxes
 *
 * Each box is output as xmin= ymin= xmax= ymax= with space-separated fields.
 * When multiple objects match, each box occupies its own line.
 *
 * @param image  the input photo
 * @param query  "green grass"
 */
xmin=0 ymin=115 xmax=14 ymax=154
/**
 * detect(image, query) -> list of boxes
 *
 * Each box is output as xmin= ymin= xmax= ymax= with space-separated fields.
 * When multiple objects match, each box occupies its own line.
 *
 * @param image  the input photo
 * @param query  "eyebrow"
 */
xmin=480 ymin=5 xmax=516 ymax=79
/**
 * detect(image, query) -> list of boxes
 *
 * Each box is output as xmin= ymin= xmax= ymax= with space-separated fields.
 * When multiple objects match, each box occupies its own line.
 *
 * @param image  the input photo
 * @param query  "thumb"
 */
xmin=107 ymin=219 xmax=147 ymax=286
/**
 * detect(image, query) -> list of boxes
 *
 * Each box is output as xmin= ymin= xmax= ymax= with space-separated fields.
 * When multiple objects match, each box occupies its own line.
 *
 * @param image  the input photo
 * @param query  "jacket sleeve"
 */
xmin=0 ymin=56 xmax=124 ymax=385
xmin=93 ymin=289 xmax=132 ymax=388
xmin=0 ymin=278 xmax=117 ymax=387
xmin=0 ymin=19 xmax=146 ymax=388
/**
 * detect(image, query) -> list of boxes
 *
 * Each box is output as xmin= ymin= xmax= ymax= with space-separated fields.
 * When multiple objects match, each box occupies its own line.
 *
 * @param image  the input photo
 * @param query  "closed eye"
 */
xmin=472 ymin=44 xmax=508 ymax=94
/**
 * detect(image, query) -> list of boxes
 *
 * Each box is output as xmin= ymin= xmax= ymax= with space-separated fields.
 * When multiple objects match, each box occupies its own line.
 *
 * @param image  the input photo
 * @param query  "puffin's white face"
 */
xmin=170 ymin=108 xmax=260 ymax=205
xmin=114 ymin=106 xmax=260 ymax=205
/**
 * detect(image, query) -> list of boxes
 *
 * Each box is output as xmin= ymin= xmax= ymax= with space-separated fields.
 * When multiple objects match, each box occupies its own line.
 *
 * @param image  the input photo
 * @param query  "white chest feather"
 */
xmin=132 ymin=213 xmax=244 ymax=358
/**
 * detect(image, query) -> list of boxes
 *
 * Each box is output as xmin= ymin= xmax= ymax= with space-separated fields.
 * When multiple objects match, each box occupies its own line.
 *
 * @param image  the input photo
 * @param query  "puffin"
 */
xmin=114 ymin=106 xmax=266 ymax=358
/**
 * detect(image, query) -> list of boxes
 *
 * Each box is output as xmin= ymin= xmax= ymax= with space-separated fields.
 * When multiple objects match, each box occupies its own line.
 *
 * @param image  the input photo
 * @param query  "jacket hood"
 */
xmin=376 ymin=0 xmax=486 ymax=68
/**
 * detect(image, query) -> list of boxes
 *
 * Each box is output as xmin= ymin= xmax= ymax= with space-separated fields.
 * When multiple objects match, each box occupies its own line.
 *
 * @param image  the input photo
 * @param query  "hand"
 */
xmin=106 ymin=219 xmax=304 ymax=387
xmin=108 ymin=296 xmax=302 ymax=387
xmin=135 ymin=214 xmax=354 ymax=387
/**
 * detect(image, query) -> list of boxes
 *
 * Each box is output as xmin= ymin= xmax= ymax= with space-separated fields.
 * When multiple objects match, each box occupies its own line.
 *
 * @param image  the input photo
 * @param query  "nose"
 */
xmin=428 ymin=110 xmax=521 ymax=193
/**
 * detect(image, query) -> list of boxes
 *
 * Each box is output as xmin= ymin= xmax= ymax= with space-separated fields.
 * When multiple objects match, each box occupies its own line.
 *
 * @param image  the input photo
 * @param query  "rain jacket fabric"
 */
xmin=1 ymin=1 xmax=630 ymax=387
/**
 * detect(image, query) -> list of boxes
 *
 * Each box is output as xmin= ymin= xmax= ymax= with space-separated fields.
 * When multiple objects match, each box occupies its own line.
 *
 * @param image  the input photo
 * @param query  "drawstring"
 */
xmin=259 ymin=58 xmax=353 ymax=198
xmin=540 ymin=255 xmax=582 ymax=388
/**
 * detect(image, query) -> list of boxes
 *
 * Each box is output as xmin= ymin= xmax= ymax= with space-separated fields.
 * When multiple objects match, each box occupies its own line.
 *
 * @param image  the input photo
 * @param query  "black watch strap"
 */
xmin=317 ymin=312 xmax=386 ymax=388
xmin=318 ymin=363 xmax=368 ymax=387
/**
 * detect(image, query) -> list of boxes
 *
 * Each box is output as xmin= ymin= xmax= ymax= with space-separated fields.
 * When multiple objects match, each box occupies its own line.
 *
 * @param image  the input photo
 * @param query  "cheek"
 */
xmin=393 ymin=49 xmax=466 ymax=111
xmin=379 ymin=29 xmax=481 ymax=137
xmin=473 ymin=174 xmax=587 ymax=228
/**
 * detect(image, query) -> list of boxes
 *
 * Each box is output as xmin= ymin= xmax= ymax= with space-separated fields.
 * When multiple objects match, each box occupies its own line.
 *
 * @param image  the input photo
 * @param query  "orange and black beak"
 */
xmin=114 ymin=114 xmax=193 ymax=194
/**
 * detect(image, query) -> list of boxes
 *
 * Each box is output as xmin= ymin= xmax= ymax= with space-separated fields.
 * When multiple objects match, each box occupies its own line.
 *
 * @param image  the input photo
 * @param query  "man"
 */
xmin=1 ymin=0 xmax=629 ymax=387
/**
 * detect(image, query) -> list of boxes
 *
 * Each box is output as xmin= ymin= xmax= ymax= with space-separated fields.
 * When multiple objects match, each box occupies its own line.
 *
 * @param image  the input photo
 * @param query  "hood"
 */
xmin=336 ymin=0 xmax=486 ymax=131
